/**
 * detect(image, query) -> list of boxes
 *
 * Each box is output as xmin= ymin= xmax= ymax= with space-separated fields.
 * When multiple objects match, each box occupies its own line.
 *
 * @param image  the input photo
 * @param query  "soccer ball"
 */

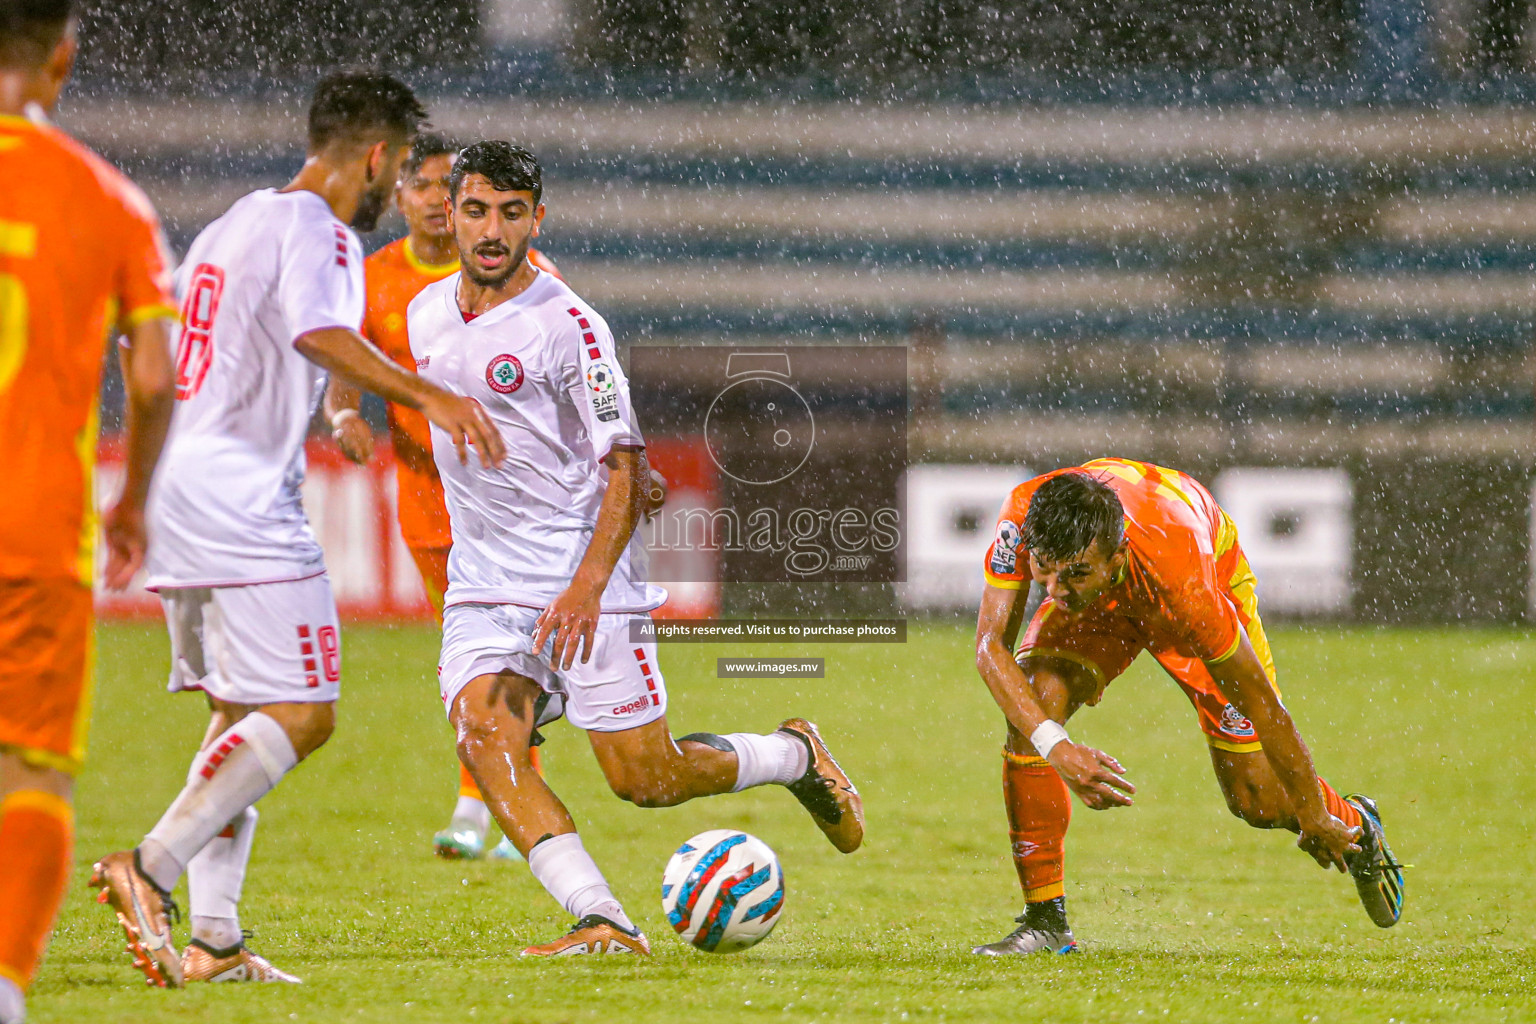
xmin=661 ymin=829 xmax=785 ymax=953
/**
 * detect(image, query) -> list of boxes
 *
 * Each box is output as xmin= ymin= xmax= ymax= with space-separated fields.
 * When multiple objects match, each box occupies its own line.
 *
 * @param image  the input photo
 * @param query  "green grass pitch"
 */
xmin=27 ymin=621 xmax=1536 ymax=1022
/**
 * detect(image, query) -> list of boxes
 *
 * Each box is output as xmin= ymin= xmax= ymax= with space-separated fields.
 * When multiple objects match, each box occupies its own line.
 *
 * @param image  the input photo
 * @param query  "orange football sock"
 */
xmin=1003 ymin=750 xmax=1071 ymax=904
xmin=457 ymin=746 xmax=542 ymax=801
xmin=1319 ymin=778 xmax=1362 ymax=829
xmin=458 ymin=762 xmax=483 ymax=801
xmin=0 ymin=790 xmax=73 ymax=991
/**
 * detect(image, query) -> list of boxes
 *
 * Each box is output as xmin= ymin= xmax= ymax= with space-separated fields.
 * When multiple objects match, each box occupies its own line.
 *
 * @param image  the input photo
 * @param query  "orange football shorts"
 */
xmin=0 ymin=577 xmax=94 ymax=775
xmin=1016 ymin=553 xmax=1278 ymax=754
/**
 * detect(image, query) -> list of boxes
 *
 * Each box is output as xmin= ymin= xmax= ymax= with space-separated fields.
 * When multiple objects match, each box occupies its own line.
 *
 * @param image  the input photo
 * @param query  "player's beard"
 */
xmin=350 ymin=175 xmax=393 ymax=232
xmin=461 ymin=236 xmax=531 ymax=289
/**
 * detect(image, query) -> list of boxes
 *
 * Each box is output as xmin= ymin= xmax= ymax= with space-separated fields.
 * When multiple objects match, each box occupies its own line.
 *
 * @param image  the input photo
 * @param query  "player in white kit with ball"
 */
xmin=410 ymin=142 xmax=865 ymax=956
xmin=89 ymin=72 xmax=505 ymax=989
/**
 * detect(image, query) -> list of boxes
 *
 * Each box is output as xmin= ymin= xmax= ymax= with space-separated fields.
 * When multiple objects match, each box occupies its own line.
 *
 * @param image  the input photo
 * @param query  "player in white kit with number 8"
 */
xmin=410 ymin=142 xmax=865 ymax=956
xmin=89 ymin=73 xmax=505 ymax=990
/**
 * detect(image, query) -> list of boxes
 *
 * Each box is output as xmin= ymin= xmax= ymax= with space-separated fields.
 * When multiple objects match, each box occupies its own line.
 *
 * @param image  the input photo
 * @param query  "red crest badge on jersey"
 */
xmin=486 ymin=354 xmax=524 ymax=394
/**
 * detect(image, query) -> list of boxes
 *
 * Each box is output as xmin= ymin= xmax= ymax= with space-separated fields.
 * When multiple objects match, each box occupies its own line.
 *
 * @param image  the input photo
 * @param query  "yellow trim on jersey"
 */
xmin=0 ymin=788 xmax=74 ymax=822
xmin=402 ymin=238 xmax=460 ymax=276
xmin=1207 ymin=630 xmax=1243 ymax=665
xmin=1207 ymin=736 xmax=1265 ymax=754
xmin=984 ymin=570 xmax=1024 ymax=590
xmin=0 ymin=741 xmax=82 ymax=777
xmin=1018 ymin=646 xmax=1107 ymax=689
xmin=1004 ymin=749 xmax=1050 ymax=766
xmin=0 ymin=220 xmax=37 ymax=257
xmin=74 ymin=403 xmax=100 ymax=585
xmin=121 ymin=302 xmax=177 ymax=330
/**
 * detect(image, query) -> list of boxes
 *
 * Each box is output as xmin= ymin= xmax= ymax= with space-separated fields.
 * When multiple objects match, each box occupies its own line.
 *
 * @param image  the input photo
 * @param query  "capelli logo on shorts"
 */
xmin=611 ymin=698 xmax=649 ymax=716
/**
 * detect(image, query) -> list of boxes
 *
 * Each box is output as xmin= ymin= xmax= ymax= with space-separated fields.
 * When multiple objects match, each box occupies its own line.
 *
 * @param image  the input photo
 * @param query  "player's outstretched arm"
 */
xmin=975 ymin=584 xmax=1135 ymax=809
xmin=534 ymin=445 xmax=649 ymax=670
xmin=322 ymin=377 xmax=373 ymax=465
xmin=295 ymin=326 xmax=504 ymax=468
xmin=103 ymin=316 xmax=176 ymax=590
xmin=1209 ymin=637 xmax=1362 ymax=871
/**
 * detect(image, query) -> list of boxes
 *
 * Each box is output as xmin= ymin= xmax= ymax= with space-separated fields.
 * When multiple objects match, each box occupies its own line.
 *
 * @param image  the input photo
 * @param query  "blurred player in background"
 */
xmin=972 ymin=458 xmax=1404 ymax=955
xmin=324 ymin=133 xmax=563 ymax=863
xmin=0 ymin=2 xmax=177 ymax=1021
xmin=413 ymin=142 xmax=861 ymax=957
xmin=88 ymin=71 xmax=504 ymax=990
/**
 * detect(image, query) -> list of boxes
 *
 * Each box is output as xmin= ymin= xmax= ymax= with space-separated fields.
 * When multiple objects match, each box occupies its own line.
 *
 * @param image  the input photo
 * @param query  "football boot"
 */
xmin=182 ymin=937 xmax=301 ymax=983
xmin=89 ymin=850 xmax=184 ymax=988
xmin=777 ymin=719 xmax=864 ymax=853
xmin=521 ymin=915 xmax=650 ymax=957
xmin=1345 ymin=794 xmax=1405 ymax=927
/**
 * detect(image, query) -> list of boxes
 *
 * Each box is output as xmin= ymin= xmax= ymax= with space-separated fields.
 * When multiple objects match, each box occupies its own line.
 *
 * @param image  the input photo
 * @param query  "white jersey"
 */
xmin=146 ymin=189 xmax=364 ymax=589
xmin=408 ymin=268 xmax=666 ymax=613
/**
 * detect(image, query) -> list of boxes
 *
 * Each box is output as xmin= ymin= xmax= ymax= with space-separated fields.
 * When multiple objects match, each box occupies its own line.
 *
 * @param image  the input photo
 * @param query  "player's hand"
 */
xmin=534 ymin=585 xmax=602 ymax=670
xmin=645 ymin=469 xmax=668 ymax=520
xmin=421 ymin=391 xmax=506 ymax=469
xmin=1297 ymin=811 xmax=1361 ymax=872
xmin=1048 ymin=742 xmax=1136 ymax=810
xmin=331 ymin=410 xmax=375 ymax=465
xmin=101 ymin=500 xmax=148 ymax=591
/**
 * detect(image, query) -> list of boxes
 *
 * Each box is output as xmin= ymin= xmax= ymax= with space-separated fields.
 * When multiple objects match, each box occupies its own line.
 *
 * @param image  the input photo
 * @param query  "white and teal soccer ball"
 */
xmin=661 ymin=829 xmax=784 ymax=953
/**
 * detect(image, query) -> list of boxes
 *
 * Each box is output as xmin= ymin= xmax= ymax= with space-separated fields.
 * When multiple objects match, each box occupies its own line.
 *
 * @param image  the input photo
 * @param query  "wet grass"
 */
xmin=30 ymin=621 xmax=1536 ymax=1023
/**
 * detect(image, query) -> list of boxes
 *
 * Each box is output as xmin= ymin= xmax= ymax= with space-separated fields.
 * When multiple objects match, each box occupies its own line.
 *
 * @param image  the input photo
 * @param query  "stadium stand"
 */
xmin=72 ymin=98 xmax=1536 ymax=469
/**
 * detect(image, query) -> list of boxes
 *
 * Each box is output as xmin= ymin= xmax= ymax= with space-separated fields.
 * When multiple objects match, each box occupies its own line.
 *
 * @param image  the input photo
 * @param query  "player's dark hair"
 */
xmin=0 ymin=0 xmax=73 ymax=69
xmin=450 ymin=141 xmax=542 ymax=205
xmin=1023 ymin=472 xmax=1125 ymax=563
xmin=307 ymin=69 xmax=427 ymax=154
xmin=402 ymin=132 xmax=458 ymax=179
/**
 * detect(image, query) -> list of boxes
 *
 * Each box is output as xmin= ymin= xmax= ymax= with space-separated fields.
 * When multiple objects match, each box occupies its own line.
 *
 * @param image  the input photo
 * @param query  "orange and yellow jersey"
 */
xmin=0 ymin=114 xmax=174 ymax=583
xmin=361 ymin=238 xmax=561 ymax=549
xmin=984 ymin=457 xmax=1245 ymax=665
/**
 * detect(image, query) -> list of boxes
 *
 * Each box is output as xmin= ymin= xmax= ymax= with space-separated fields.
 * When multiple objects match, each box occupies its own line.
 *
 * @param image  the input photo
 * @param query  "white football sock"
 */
xmin=139 ymin=713 xmax=297 ymax=892
xmin=190 ymin=916 xmax=243 ymax=952
xmin=0 ymin=976 xmax=23 ymax=1024
xmin=451 ymin=795 xmax=491 ymax=833
xmin=188 ymin=805 xmax=257 ymax=948
xmin=526 ymin=832 xmax=635 ymax=932
xmin=721 ymin=732 xmax=810 ymax=791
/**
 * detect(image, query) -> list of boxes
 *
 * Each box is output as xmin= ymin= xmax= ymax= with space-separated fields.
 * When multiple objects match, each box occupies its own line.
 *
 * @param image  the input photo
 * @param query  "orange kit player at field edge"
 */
xmin=0 ymin=5 xmax=177 ymax=1014
xmin=970 ymin=457 xmax=1405 ymax=956
xmin=0 ymin=119 xmax=173 ymax=771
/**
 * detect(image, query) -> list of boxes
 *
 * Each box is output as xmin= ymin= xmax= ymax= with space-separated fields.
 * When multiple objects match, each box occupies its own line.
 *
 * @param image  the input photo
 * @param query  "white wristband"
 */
xmin=1030 ymin=720 xmax=1070 ymax=760
xmin=330 ymin=408 xmax=361 ymax=429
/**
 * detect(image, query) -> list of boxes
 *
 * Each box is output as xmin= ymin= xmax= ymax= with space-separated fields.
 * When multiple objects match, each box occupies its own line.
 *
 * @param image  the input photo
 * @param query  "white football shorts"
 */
xmin=438 ymin=603 xmax=666 ymax=733
xmin=160 ymin=574 xmax=342 ymax=705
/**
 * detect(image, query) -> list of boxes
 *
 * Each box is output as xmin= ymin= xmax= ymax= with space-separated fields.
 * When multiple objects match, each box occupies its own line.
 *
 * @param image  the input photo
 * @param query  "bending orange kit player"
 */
xmin=970 ymin=458 xmax=1404 ymax=955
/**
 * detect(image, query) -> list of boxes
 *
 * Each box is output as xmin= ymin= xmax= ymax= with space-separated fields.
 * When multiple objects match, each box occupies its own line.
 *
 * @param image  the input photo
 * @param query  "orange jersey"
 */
xmin=985 ymin=457 xmax=1244 ymax=665
xmin=362 ymin=239 xmax=561 ymax=549
xmin=0 ymin=114 xmax=174 ymax=583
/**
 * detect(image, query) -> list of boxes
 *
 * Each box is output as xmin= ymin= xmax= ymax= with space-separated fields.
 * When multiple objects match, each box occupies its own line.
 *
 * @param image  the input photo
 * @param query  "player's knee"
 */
xmin=1222 ymin=783 xmax=1286 ymax=829
xmin=604 ymin=770 xmax=680 ymax=808
xmin=291 ymin=704 xmax=336 ymax=758
xmin=453 ymin=712 xmax=531 ymax=768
